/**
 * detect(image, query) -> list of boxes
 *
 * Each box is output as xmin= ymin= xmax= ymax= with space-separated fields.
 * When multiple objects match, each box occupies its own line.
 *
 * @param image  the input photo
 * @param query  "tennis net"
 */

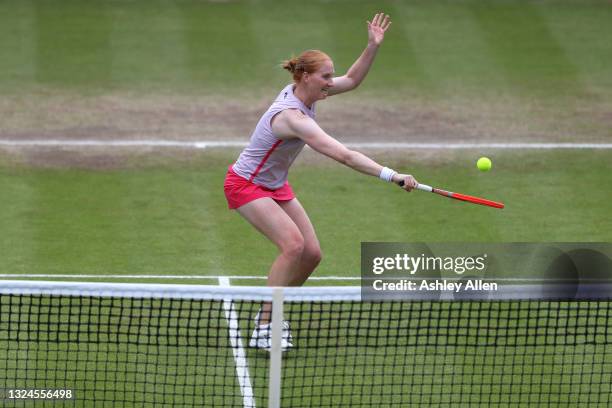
xmin=1 ymin=281 xmax=611 ymax=407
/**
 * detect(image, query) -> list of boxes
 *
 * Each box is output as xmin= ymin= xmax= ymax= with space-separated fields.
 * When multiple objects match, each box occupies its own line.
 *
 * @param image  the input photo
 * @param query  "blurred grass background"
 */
xmin=1 ymin=0 xmax=611 ymax=98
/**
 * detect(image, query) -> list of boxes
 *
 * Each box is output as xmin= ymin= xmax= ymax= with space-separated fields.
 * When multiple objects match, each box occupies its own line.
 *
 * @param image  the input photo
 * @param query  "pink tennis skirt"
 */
xmin=224 ymin=166 xmax=295 ymax=209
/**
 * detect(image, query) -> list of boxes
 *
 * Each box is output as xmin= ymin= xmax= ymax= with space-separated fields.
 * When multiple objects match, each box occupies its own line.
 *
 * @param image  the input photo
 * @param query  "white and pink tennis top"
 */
xmin=232 ymin=84 xmax=316 ymax=189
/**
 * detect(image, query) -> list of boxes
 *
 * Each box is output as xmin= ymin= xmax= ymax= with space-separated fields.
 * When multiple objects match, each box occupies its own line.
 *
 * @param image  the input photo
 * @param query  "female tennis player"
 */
xmin=224 ymin=13 xmax=418 ymax=349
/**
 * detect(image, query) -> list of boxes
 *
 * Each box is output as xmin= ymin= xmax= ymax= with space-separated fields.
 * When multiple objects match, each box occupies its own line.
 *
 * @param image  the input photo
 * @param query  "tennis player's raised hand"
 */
xmin=367 ymin=13 xmax=391 ymax=46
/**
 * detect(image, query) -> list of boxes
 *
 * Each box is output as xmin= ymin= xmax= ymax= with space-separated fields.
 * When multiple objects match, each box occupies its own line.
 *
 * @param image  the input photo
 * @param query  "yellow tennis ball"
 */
xmin=477 ymin=157 xmax=492 ymax=172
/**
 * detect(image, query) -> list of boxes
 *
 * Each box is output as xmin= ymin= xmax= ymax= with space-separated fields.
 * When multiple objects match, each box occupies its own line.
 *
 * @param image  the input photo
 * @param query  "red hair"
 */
xmin=282 ymin=50 xmax=331 ymax=82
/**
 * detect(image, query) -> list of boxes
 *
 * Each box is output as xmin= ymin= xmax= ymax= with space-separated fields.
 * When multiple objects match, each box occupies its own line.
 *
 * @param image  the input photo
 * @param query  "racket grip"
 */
xmin=398 ymin=180 xmax=432 ymax=192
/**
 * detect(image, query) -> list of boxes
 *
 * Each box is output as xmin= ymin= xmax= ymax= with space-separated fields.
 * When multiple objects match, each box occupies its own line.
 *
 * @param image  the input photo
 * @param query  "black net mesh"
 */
xmin=1 ymin=292 xmax=611 ymax=407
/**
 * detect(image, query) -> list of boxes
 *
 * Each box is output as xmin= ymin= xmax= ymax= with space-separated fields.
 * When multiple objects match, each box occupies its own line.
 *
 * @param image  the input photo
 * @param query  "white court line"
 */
xmin=1 ymin=140 xmax=612 ymax=149
xmin=343 ymin=142 xmax=612 ymax=149
xmin=219 ymin=277 xmax=255 ymax=408
xmin=0 ymin=274 xmax=351 ymax=280
xmin=1 ymin=274 xmax=607 ymax=282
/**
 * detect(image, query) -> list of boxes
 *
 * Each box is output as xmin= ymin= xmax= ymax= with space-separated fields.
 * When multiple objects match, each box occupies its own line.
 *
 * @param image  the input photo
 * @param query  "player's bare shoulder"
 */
xmin=271 ymin=109 xmax=310 ymax=139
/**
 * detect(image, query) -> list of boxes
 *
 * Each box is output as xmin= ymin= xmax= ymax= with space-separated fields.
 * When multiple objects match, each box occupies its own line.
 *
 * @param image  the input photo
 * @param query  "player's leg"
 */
xmin=277 ymin=198 xmax=322 ymax=286
xmin=236 ymin=197 xmax=306 ymax=286
xmin=237 ymin=197 xmax=302 ymax=349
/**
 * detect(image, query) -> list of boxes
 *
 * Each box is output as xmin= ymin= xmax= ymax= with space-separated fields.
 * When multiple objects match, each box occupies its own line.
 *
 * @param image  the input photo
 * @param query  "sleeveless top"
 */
xmin=232 ymin=84 xmax=316 ymax=189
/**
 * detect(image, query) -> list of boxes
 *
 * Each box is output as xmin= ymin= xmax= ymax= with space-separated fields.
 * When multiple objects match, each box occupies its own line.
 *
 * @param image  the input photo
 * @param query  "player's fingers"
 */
xmin=406 ymin=176 xmax=418 ymax=191
xmin=381 ymin=14 xmax=390 ymax=29
xmin=382 ymin=18 xmax=391 ymax=31
xmin=401 ymin=178 xmax=413 ymax=192
xmin=374 ymin=12 xmax=382 ymax=26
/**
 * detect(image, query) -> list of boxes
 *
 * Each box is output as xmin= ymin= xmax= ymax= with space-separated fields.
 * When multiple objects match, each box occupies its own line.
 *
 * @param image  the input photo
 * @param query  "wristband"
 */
xmin=379 ymin=167 xmax=397 ymax=183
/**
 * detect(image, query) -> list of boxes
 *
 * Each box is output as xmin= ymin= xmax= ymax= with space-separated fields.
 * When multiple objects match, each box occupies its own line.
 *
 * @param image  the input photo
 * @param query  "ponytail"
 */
xmin=281 ymin=50 xmax=331 ymax=82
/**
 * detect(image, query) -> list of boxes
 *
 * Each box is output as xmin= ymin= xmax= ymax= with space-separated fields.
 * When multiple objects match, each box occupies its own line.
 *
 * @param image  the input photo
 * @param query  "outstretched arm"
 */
xmin=328 ymin=13 xmax=392 ymax=96
xmin=272 ymin=109 xmax=417 ymax=190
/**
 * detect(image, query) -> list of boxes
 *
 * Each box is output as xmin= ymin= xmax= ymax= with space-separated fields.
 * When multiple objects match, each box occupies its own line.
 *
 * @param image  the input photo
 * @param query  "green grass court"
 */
xmin=0 ymin=148 xmax=611 ymax=283
xmin=1 ymin=0 xmax=611 ymax=407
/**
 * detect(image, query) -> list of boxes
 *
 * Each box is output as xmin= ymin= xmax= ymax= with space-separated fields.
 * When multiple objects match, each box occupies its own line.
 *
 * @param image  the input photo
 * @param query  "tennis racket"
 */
xmin=399 ymin=181 xmax=504 ymax=209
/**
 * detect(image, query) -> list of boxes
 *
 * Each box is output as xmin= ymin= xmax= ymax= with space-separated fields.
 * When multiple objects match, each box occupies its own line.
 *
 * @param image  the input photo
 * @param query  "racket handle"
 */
xmin=416 ymin=183 xmax=433 ymax=192
xmin=398 ymin=180 xmax=432 ymax=192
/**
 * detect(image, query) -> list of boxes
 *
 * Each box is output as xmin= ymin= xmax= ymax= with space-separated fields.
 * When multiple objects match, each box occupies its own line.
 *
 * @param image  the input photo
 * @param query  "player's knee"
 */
xmin=304 ymin=245 xmax=322 ymax=267
xmin=281 ymin=235 xmax=305 ymax=259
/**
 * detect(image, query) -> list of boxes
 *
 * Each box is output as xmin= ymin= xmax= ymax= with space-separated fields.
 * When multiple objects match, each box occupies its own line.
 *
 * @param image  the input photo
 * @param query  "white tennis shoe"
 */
xmin=249 ymin=312 xmax=294 ymax=350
